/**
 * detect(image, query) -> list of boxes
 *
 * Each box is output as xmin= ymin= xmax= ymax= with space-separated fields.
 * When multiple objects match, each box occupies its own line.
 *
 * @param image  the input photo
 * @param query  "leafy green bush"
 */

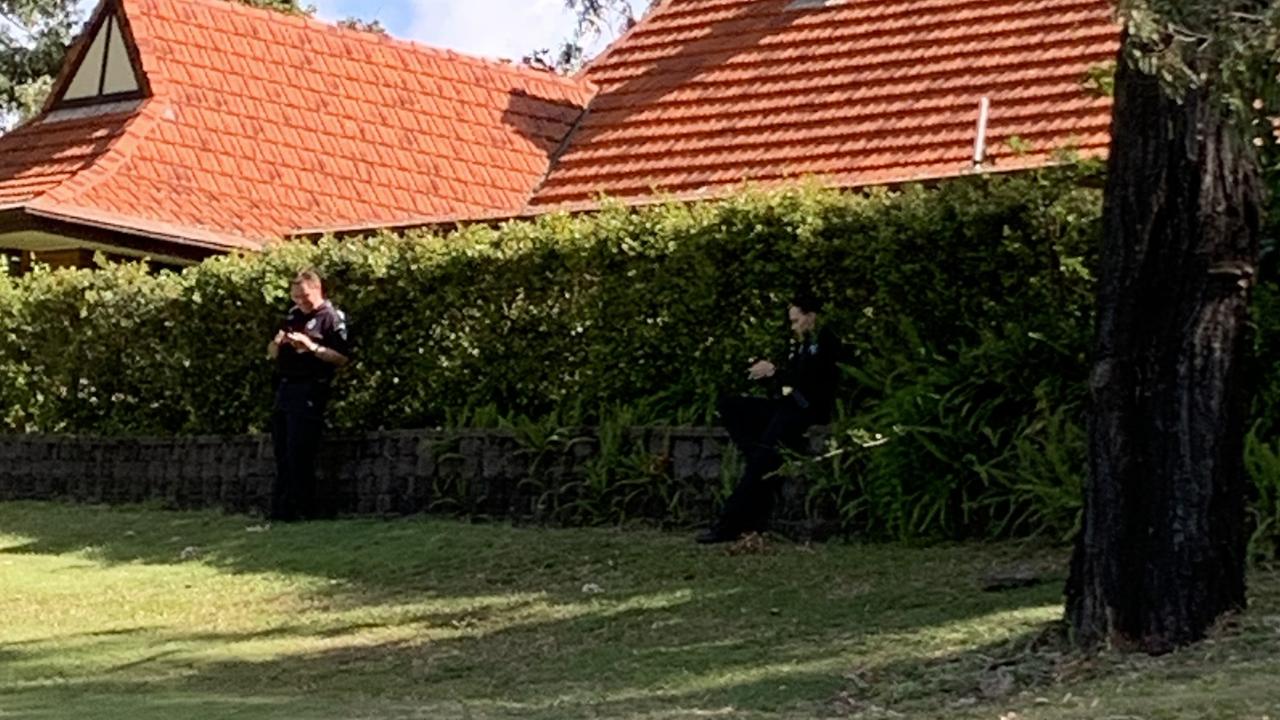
xmin=0 ymin=166 xmax=1104 ymax=439
xmin=796 ymin=331 xmax=1089 ymax=542
xmin=0 ymin=166 xmax=1111 ymax=539
xmin=5 ymin=160 xmax=1279 ymax=542
xmin=1246 ymin=426 xmax=1280 ymax=559
xmin=1253 ymin=279 xmax=1280 ymax=439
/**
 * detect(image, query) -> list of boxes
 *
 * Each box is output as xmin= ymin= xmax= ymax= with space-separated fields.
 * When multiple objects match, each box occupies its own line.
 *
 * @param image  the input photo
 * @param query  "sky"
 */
xmin=72 ymin=0 xmax=647 ymax=64
xmin=314 ymin=0 xmax=583 ymax=61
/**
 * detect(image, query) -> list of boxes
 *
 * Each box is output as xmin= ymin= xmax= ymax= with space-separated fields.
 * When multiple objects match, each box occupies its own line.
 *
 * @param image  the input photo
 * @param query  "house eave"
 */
xmin=0 ymin=206 xmax=241 ymax=265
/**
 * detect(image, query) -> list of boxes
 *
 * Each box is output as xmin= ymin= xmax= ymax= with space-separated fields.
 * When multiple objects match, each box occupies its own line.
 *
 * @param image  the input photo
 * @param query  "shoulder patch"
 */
xmin=334 ymin=309 xmax=348 ymax=341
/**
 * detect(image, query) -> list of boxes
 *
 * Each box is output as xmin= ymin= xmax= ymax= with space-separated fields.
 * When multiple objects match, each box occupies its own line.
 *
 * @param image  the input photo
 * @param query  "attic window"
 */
xmin=54 ymin=10 xmax=144 ymax=108
xmin=787 ymin=0 xmax=847 ymax=8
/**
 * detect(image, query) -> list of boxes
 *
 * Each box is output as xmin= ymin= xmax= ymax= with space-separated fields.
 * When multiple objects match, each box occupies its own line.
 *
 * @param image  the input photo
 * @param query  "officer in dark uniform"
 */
xmin=266 ymin=269 xmax=350 ymax=522
xmin=697 ymin=291 xmax=841 ymax=543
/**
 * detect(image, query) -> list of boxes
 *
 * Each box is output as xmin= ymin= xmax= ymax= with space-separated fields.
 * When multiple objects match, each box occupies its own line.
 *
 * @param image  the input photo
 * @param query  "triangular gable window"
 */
xmin=54 ymin=7 xmax=145 ymax=108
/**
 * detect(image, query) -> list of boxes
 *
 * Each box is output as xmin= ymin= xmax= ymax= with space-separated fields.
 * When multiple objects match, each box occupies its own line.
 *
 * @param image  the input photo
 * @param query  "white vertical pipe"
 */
xmin=973 ymin=96 xmax=990 ymax=169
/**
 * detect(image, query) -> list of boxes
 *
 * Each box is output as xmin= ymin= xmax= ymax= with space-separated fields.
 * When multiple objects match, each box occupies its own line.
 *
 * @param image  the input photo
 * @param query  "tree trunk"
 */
xmin=1066 ymin=45 xmax=1262 ymax=653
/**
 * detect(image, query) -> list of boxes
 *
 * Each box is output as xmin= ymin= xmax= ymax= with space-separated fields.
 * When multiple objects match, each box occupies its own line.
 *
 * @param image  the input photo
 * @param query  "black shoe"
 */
xmin=695 ymin=528 xmax=739 ymax=544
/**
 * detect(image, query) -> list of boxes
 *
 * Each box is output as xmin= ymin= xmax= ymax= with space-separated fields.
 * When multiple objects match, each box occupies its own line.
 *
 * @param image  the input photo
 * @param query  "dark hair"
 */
xmin=790 ymin=289 xmax=823 ymax=314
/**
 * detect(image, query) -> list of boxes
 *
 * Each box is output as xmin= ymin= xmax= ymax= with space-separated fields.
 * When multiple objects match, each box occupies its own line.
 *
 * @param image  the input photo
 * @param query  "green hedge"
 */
xmin=0 ymin=166 xmax=1104 ymax=438
xmin=4 ymin=161 xmax=1279 ymax=546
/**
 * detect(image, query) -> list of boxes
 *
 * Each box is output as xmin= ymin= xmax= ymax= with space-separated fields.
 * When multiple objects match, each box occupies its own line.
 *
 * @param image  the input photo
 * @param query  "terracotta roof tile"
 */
xmin=530 ymin=0 xmax=1118 ymax=207
xmin=0 ymin=0 xmax=594 ymax=247
xmin=3 ymin=0 xmax=1122 ymax=243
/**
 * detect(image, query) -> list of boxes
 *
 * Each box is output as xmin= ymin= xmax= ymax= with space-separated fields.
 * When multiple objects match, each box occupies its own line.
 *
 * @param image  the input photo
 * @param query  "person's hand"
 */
xmin=285 ymin=331 xmax=318 ymax=353
xmin=272 ymin=330 xmax=286 ymax=345
xmin=747 ymin=359 xmax=776 ymax=380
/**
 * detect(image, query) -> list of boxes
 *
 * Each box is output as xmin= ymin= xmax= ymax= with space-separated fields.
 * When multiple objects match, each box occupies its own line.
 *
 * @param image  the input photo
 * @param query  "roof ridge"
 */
xmin=148 ymin=0 xmax=595 ymax=97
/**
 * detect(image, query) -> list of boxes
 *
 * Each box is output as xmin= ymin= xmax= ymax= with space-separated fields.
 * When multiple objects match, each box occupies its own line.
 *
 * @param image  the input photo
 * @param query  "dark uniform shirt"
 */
xmin=774 ymin=326 xmax=842 ymax=421
xmin=275 ymin=300 xmax=350 ymax=382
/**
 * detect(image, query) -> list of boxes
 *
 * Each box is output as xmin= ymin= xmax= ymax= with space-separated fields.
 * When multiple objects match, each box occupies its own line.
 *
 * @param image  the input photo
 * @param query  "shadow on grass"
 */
xmin=0 ymin=501 xmax=1073 ymax=719
xmin=0 ymin=501 xmax=1066 ymax=603
xmin=0 ymin=618 xmax=1072 ymax=720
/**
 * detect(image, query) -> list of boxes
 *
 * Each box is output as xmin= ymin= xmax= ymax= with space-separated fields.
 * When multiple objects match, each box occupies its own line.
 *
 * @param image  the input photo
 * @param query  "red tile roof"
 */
xmin=0 ymin=112 xmax=132 ymax=207
xmin=529 ymin=0 xmax=1118 ymax=209
xmin=0 ymin=0 xmax=595 ymax=249
xmin=1 ymin=0 xmax=1121 ymax=247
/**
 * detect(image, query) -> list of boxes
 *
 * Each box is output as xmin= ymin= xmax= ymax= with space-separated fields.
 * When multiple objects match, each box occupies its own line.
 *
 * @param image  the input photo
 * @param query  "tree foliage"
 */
xmin=1117 ymin=0 xmax=1279 ymax=120
xmin=525 ymin=0 xmax=654 ymax=73
xmin=336 ymin=17 xmax=387 ymax=35
xmin=0 ymin=0 xmax=78 ymax=120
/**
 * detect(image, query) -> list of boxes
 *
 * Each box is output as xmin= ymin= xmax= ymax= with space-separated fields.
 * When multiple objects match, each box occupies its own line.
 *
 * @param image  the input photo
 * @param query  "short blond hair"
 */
xmin=291 ymin=268 xmax=323 ymax=289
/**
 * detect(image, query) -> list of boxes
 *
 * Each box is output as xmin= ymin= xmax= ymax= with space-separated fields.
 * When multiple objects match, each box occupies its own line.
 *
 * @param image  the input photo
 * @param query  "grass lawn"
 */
xmin=1 ymin=502 xmax=1278 ymax=719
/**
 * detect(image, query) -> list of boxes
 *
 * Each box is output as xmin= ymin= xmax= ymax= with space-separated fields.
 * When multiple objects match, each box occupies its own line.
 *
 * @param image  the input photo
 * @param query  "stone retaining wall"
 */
xmin=0 ymin=427 xmax=833 ymax=536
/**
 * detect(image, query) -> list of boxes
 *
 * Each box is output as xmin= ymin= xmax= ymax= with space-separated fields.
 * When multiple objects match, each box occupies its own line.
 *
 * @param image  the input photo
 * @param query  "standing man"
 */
xmin=697 ymin=291 xmax=841 ymax=544
xmin=266 ymin=269 xmax=350 ymax=522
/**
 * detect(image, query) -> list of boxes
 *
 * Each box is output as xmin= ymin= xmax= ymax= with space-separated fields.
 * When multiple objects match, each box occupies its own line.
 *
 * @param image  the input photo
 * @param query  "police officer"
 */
xmin=697 ymin=291 xmax=841 ymax=544
xmin=266 ymin=269 xmax=350 ymax=522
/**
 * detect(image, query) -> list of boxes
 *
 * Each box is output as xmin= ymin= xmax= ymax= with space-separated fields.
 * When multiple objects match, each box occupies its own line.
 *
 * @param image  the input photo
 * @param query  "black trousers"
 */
xmin=716 ymin=395 xmax=814 ymax=535
xmin=270 ymin=380 xmax=329 ymax=521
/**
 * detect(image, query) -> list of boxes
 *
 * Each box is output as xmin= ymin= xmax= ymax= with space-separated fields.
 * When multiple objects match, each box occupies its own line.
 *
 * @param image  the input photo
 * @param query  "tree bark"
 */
xmin=1067 ymin=45 xmax=1262 ymax=653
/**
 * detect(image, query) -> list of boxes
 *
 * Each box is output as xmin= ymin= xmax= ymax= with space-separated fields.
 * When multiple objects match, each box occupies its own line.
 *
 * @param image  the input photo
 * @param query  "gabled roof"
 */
xmin=0 ymin=0 xmax=595 ymax=251
xmin=529 ymin=0 xmax=1118 ymax=209
xmin=2 ymin=0 xmax=1122 ymax=248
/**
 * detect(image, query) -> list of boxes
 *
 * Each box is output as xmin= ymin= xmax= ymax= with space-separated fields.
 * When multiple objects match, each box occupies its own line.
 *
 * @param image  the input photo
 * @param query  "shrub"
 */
xmin=44 ymin=162 xmax=1280 ymax=541
xmin=0 ymin=165 xmax=1104 ymax=440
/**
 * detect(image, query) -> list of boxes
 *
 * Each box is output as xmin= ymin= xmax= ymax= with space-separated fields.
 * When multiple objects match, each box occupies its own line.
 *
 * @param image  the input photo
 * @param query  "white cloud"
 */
xmin=402 ymin=0 xmax=578 ymax=62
